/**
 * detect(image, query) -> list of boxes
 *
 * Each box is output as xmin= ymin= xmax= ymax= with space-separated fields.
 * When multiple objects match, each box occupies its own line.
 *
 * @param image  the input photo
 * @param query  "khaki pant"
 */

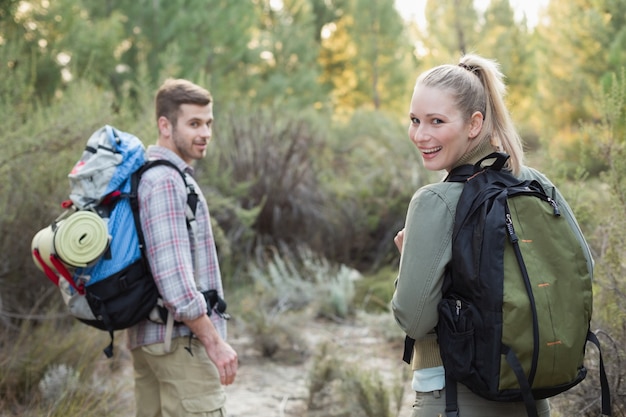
xmin=132 ymin=337 xmax=227 ymax=417
xmin=411 ymin=384 xmax=551 ymax=417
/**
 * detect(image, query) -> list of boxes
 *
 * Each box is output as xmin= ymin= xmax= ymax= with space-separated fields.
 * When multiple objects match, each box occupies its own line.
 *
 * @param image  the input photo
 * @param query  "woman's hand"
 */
xmin=394 ymin=228 xmax=405 ymax=252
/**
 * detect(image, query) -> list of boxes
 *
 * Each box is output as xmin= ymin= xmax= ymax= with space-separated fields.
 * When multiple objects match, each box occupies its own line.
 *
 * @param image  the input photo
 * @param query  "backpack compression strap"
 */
xmin=587 ymin=331 xmax=612 ymax=416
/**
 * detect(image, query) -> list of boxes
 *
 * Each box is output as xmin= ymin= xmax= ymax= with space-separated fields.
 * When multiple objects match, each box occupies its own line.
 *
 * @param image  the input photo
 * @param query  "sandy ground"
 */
xmin=107 ymin=311 xmax=605 ymax=417
xmin=223 ymin=315 xmax=416 ymax=417
xmin=110 ymin=313 xmax=415 ymax=417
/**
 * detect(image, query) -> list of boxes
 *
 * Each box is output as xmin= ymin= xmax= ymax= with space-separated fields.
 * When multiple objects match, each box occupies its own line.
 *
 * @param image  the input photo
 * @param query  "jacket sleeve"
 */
xmin=391 ymin=184 xmax=457 ymax=340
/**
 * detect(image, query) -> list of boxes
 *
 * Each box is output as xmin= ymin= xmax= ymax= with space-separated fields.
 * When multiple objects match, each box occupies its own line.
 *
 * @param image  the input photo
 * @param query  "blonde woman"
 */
xmin=391 ymin=54 xmax=593 ymax=417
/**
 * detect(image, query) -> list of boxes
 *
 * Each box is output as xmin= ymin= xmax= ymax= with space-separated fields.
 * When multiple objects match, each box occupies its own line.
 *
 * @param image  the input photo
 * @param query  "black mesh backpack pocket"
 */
xmin=437 ymin=298 xmax=475 ymax=382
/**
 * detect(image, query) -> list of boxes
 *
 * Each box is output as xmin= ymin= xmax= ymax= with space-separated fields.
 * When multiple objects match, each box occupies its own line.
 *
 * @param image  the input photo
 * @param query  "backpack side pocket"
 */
xmin=437 ymin=298 xmax=475 ymax=382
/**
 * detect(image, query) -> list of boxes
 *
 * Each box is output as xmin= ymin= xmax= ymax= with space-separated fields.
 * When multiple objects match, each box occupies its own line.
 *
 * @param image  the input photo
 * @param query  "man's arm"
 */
xmin=184 ymin=314 xmax=238 ymax=385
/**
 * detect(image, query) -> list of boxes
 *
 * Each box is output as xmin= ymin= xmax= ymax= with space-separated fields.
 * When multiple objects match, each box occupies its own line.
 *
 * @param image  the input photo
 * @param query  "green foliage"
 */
xmin=553 ymin=69 xmax=626 ymax=416
xmin=345 ymin=0 xmax=415 ymax=114
xmin=0 ymin=79 xmax=120 ymax=317
xmin=252 ymin=0 xmax=329 ymax=109
xmin=354 ymin=265 xmax=397 ymax=313
xmin=322 ymin=109 xmax=423 ymax=269
xmin=109 ymin=0 xmax=262 ymax=102
xmin=0 ymin=311 xmax=131 ymax=415
xmin=198 ymin=104 xmax=332 ymax=270
xmin=197 ymin=104 xmax=416 ymax=273
xmin=423 ymin=0 xmax=480 ymax=58
xmin=236 ymin=248 xmax=359 ymax=358
xmin=0 ymin=39 xmax=34 ymax=119
xmin=244 ymin=247 xmax=358 ymax=320
xmin=307 ymin=342 xmax=393 ymax=417
xmin=534 ymin=0 xmax=626 ymax=148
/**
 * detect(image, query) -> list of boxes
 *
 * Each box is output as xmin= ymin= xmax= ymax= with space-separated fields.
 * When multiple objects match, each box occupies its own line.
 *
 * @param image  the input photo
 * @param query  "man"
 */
xmin=127 ymin=78 xmax=238 ymax=417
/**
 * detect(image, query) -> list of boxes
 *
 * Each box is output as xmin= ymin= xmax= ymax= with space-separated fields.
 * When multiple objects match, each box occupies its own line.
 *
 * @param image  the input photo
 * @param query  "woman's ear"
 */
xmin=468 ymin=111 xmax=484 ymax=139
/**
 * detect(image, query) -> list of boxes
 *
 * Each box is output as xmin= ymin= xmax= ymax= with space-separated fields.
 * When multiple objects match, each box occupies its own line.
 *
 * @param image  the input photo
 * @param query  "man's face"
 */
xmin=166 ymin=103 xmax=214 ymax=163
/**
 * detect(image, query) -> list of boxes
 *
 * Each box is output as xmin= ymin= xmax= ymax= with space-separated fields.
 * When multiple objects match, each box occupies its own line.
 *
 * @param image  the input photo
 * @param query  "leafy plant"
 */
xmin=549 ymin=69 xmax=626 ymax=417
xmin=236 ymin=247 xmax=359 ymax=359
xmin=307 ymin=342 xmax=394 ymax=417
xmin=0 ymin=307 xmax=132 ymax=416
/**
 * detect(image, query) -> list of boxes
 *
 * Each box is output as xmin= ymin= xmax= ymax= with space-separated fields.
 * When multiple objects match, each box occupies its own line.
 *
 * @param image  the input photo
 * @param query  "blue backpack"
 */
xmin=32 ymin=126 xmax=202 ymax=357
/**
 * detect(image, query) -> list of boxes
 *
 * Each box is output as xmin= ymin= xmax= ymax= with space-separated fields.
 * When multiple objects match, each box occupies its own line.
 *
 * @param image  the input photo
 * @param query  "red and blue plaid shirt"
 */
xmin=126 ymin=146 xmax=227 ymax=349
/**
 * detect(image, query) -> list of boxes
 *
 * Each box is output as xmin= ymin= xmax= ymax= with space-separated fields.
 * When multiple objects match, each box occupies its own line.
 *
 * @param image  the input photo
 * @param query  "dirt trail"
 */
xmin=224 ymin=316 xmax=415 ymax=417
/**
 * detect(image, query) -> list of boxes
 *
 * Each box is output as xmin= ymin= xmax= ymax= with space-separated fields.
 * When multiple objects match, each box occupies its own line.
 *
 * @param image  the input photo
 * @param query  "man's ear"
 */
xmin=468 ymin=111 xmax=484 ymax=139
xmin=157 ymin=116 xmax=172 ymax=138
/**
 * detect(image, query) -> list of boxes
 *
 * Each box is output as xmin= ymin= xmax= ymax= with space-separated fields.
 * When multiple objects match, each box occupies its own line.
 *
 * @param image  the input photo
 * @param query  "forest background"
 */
xmin=1 ymin=0 xmax=625 ymax=416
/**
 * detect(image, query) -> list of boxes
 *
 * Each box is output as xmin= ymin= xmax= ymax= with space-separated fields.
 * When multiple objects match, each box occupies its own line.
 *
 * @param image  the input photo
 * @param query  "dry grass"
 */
xmin=0 ymin=307 xmax=134 ymax=417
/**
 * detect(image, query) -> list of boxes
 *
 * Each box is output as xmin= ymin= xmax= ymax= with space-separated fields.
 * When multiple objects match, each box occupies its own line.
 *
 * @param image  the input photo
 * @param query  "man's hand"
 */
xmin=206 ymin=338 xmax=238 ymax=385
xmin=184 ymin=314 xmax=238 ymax=385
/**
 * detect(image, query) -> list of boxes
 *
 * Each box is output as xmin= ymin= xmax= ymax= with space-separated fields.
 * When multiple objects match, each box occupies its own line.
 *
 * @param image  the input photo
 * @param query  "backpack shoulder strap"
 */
xmin=131 ymin=159 xmax=199 ymax=215
xmin=129 ymin=159 xmax=200 ymax=263
xmin=445 ymin=152 xmax=511 ymax=183
xmin=445 ymin=164 xmax=474 ymax=183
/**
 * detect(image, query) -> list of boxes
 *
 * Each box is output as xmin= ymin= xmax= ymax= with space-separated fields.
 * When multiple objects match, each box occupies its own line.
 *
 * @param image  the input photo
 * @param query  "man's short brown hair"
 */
xmin=155 ymin=79 xmax=212 ymax=127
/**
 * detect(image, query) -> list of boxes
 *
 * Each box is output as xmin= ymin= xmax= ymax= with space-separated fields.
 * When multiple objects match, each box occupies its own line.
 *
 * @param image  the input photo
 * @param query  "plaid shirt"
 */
xmin=126 ymin=146 xmax=227 ymax=349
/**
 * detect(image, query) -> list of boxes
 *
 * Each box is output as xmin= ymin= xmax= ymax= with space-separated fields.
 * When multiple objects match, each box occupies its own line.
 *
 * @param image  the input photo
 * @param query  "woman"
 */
xmin=391 ymin=54 xmax=593 ymax=417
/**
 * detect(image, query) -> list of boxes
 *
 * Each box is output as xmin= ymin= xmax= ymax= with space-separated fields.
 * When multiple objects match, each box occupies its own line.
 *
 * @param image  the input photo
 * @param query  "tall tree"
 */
xmin=309 ymin=0 xmax=349 ymax=43
xmin=2 ymin=0 xmax=147 ymax=101
xmin=422 ymin=0 xmax=480 ymax=62
xmin=319 ymin=0 xmax=415 ymax=116
xmin=476 ymin=0 xmax=535 ymax=133
xmin=100 ymin=0 xmax=260 ymax=102
xmin=534 ymin=0 xmax=626 ymax=147
xmin=251 ymin=0 xmax=328 ymax=109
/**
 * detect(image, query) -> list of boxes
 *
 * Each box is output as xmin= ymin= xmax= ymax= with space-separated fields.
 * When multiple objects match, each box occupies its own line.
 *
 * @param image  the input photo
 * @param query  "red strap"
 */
xmin=32 ymin=248 xmax=60 ymax=286
xmin=49 ymin=255 xmax=85 ymax=295
xmin=101 ymin=190 xmax=122 ymax=206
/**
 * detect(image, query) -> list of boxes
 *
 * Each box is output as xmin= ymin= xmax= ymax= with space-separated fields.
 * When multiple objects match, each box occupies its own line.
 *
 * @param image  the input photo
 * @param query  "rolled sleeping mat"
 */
xmin=32 ymin=211 xmax=110 ymax=271
xmin=53 ymin=211 xmax=110 ymax=268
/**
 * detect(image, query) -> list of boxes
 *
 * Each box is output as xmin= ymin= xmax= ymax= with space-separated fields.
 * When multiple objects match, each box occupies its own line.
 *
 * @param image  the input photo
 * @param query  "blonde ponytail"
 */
xmin=458 ymin=54 xmax=523 ymax=174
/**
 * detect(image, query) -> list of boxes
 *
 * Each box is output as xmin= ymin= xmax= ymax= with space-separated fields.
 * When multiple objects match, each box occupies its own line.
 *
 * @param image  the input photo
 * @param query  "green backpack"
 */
xmin=405 ymin=152 xmax=611 ymax=417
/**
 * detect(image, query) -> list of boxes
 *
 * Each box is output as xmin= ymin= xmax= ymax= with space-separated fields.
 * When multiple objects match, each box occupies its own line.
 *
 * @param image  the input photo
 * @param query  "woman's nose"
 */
xmin=409 ymin=124 xmax=425 ymax=144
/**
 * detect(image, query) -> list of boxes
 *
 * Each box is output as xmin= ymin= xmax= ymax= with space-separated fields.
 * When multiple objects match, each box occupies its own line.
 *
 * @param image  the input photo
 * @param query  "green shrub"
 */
xmin=0 ymin=307 xmax=132 ymax=416
xmin=552 ymin=69 xmax=626 ymax=417
xmin=307 ymin=342 xmax=393 ymax=417
xmin=236 ymin=248 xmax=359 ymax=359
xmin=354 ymin=265 xmax=398 ymax=313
